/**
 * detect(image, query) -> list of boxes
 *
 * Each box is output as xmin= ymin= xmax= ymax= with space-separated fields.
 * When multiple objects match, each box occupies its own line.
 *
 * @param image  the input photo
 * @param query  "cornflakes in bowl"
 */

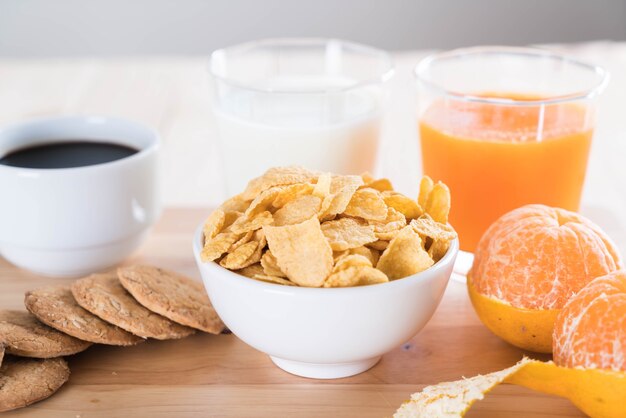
xmin=193 ymin=167 xmax=458 ymax=379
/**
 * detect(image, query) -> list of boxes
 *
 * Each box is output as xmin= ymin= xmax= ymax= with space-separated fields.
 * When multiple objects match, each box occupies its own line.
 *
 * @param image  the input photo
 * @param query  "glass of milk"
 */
xmin=208 ymin=38 xmax=394 ymax=196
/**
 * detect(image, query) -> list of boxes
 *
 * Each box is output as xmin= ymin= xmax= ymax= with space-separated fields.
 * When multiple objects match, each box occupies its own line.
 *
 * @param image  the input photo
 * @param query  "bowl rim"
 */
xmin=414 ymin=45 xmax=609 ymax=106
xmin=193 ymin=222 xmax=459 ymax=295
xmin=208 ymin=38 xmax=395 ymax=95
xmin=0 ymin=115 xmax=160 ymax=175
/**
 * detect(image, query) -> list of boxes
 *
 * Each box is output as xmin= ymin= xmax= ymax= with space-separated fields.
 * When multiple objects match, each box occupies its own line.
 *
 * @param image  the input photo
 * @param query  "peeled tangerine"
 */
xmin=468 ymin=204 xmax=622 ymax=352
xmin=395 ymin=271 xmax=626 ymax=418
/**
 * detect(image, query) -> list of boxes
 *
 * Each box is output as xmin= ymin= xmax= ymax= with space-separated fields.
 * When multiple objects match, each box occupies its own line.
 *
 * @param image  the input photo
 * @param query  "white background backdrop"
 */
xmin=0 ymin=0 xmax=625 ymax=56
xmin=0 ymin=1 xmax=625 ymax=256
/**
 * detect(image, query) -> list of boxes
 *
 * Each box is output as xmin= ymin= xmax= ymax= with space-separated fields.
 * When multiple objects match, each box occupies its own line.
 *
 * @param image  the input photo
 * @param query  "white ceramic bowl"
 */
xmin=193 ymin=224 xmax=458 ymax=379
xmin=0 ymin=116 xmax=160 ymax=277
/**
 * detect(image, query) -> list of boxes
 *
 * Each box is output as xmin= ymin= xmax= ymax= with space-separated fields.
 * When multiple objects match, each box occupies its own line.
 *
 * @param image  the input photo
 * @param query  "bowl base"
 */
xmin=270 ymin=356 xmax=380 ymax=379
xmin=0 ymin=230 xmax=148 ymax=277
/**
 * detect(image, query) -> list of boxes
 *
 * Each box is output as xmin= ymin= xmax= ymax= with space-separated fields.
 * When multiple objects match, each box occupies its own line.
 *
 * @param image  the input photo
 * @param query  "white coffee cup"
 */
xmin=0 ymin=116 xmax=161 ymax=277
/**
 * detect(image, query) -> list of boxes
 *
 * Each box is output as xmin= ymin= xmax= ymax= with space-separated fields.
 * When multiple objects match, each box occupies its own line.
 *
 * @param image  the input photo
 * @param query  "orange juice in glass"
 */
xmin=415 ymin=47 xmax=608 ymax=253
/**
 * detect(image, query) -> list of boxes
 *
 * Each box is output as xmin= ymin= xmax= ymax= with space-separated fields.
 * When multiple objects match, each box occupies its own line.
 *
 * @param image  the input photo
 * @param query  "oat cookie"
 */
xmin=25 ymin=285 xmax=143 ymax=346
xmin=0 ymin=356 xmax=70 ymax=412
xmin=0 ymin=310 xmax=91 ymax=358
xmin=0 ymin=344 xmax=4 ymax=367
xmin=71 ymin=272 xmax=195 ymax=340
xmin=118 ymin=265 xmax=224 ymax=334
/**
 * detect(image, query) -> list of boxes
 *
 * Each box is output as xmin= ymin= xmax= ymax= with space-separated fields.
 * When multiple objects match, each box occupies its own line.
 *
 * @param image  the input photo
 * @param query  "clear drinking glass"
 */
xmin=208 ymin=38 xmax=394 ymax=196
xmin=415 ymin=47 xmax=608 ymax=260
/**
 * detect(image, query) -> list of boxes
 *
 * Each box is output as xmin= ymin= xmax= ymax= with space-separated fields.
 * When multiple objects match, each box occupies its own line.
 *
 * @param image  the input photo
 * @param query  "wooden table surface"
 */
xmin=0 ymin=208 xmax=586 ymax=418
xmin=2 ymin=44 xmax=620 ymax=416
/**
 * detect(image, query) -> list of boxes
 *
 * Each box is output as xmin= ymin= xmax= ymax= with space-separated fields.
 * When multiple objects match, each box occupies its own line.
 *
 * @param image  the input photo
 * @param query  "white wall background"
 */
xmin=0 ymin=0 xmax=625 ymax=56
xmin=0 ymin=1 xmax=625 ymax=252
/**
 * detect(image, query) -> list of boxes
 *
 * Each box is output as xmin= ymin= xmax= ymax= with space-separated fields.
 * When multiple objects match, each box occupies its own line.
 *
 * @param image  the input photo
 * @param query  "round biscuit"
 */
xmin=0 ymin=310 xmax=91 ymax=358
xmin=71 ymin=272 xmax=195 ymax=340
xmin=25 ymin=285 xmax=143 ymax=346
xmin=118 ymin=265 xmax=224 ymax=334
xmin=0 ymin=356 xmax=70 ymax=412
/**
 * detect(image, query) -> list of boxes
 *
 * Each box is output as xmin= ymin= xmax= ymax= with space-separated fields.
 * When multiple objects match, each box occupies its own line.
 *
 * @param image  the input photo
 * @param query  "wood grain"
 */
xmin=0 ymin=208 xmax=584 ymax=417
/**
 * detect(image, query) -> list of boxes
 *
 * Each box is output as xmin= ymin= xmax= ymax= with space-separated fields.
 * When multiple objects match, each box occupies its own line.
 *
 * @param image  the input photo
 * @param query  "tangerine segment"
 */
xmin=467 ymin=275 xmax=558 ymax=353
xmin=553 ymin=271 xmax=626 ymax=372
xmin=507 ymin=360 xmax=626 ymax=418
xmin=471 ymin=204 xmax=622 ymax=310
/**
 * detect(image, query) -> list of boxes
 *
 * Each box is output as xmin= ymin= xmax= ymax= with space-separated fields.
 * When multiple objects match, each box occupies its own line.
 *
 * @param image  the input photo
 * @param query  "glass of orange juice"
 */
xmin=415 ymin=46 xmax=608 ymax=260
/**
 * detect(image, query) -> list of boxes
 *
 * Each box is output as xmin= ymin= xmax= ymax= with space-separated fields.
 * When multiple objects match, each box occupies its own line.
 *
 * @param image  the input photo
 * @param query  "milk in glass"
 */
xmin=213 ymin=75 xmax=383 ymax=195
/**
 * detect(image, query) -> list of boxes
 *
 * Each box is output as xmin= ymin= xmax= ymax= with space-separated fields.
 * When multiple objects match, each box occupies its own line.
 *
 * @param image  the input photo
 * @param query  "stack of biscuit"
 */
xmin=0 ymin=265 xmax=224 ymax=412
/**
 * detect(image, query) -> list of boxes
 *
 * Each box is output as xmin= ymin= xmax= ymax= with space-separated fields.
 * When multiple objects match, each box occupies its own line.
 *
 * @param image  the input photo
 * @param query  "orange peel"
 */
xmin=467 ymin=275 xmax=558 ymax=353
xmin=398 ymin=271 xmax=626 ymax=417
xmin=394 ymin=358 xmax=626 ymax=418
xmin=393 ymin=358 xmax=532 ymax=417
xmin=508 ymin=360 xmax=626 ymax=418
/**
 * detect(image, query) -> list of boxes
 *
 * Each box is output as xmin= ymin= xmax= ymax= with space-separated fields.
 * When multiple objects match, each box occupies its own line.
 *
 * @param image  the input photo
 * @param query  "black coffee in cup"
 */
xmin=0 ymin=141 xmax=138 ymax=169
